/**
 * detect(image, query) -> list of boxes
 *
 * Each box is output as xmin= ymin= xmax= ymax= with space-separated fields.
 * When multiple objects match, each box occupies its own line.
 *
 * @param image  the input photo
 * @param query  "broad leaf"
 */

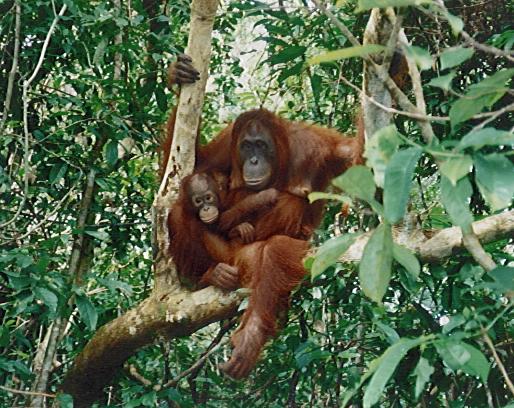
xmin=439 ymin=155 xmax=472 ymax=186
xmin=269 ymin=45 xmax=306 ymax=65
xmin=450 ymin=93 xmax=503 ymax=129
xmin=49 ymin=163 xmax=68 ymax=185
xmin=488 ymin=266 xmax=514 ymax=292
xmin=363 ymin=337 xmax=429 ymax=408
xmin=428 ymin=71 xmax=456 ymax=91
xmin=440 ymin=47 xmax=474 ymax=70
xmin=383 ymin=147 xmax=422 ymax=223
xmin=105 ymin=140 xmax=119 ymax=166
xmin=76 ymin=294 xmax=98 ymax=331
xmin=458 ymin=128 xmax=514 ymax=150
xmin=414 ymin=357 xmax=434 ymax=399
xmin=404 ymin=45 xmax=432 ymax=71
xmin=474 ymin=153 xmax=514 ymax=211
xmin=393 ymin=243 xmax=420 ymax=280
xmin=332 ymin=165 xmax=376 ymax=204
xmin=359 ymin=223 xmax=393 ymax=303
xmin=35 ymin=287 xmax=58 ymax=314
xmin=436 ymin=340 xmax=490 ymax=383
xmin=364 ymin=125 xmax=402 ymax=187
xmin=440 ymin=176 xmax=473 ymax=231
xmin=311 ymin=234 xmax=358 ymax=280
xmin=308 ymin=45 xmax=385 ymax=65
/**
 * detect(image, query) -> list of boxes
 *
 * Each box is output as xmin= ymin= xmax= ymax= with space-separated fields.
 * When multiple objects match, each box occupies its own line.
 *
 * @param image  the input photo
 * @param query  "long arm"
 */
xmin=218 ymin=188 xmax=279 ymax=232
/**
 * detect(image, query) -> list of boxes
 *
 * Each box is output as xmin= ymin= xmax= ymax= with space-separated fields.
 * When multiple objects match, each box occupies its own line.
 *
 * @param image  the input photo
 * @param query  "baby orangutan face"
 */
xmin=187 ymin=173 xmax=221 ymax=225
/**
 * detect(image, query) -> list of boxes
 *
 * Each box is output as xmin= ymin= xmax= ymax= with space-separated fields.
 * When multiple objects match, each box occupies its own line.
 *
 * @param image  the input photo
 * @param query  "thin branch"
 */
xmin=0 ymin=385 xmax=55 ymax=399
xmin=310 ymin=0 xmax=361 ymax=47
xmin=461 ymin=228 xmax=496 ymax=272
xmin=482 ymin=331 xmax=514 ymax=397
xmin=160 ymin=338 xmax=228 ymax=390
xmin=1 ymin=4 xmax=68 ymax=230
xmin=0 ymin=0 xmax=21 ymax=133
xmin=125 ymin=364 xmax=153 ymax=387
xmin=470 ymin=102 xmax=514 ymax=133
xmin=461 ymin=31 xmax=514 ymax=63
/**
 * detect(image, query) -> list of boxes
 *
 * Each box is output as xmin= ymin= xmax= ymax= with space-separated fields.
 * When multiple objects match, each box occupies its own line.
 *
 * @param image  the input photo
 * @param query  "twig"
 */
xmin=460 ymin=228 xmax=496 ymax=272
xmin=461 ymin=31 xmax=514 ymax=63
xmin=482 ymin=331 xmax=514 ymax=397
xmin=157 ymin=338 xmax=229 ymax=390
xmin=310 ymin=0 xmax=361 ymax=47
xmin=0 ymin=0 xmax=21 ymax=133
xmin=470 ymin=102 xmax=514 ymax=133
xmin=1 ymin=4 xmax=68 ymax=230
xmin=0 ymin=385 xmax=55 ymax=399
xmin=125 ymin=364 xmax=153 ymax=387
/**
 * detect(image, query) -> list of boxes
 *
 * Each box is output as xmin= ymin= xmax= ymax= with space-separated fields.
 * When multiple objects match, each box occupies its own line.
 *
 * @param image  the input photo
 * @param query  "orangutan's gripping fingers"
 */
xmin=209 ymin=263 xmax=239 ymax=290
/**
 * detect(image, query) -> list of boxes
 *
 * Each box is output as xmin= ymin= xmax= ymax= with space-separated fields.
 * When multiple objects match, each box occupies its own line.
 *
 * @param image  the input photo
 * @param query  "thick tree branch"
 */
xmin=61 ymin=288 xmax=240 ymax=407
xmin=152 ymin=0 xmax=219 ymax=294
xmin=341 ymin=210 xmax=514 ymax=263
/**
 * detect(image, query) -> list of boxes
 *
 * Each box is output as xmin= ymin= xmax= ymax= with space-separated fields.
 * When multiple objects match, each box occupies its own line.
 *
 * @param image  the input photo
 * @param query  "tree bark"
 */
xmin=152 ymin=0 xmax=219 ymax=294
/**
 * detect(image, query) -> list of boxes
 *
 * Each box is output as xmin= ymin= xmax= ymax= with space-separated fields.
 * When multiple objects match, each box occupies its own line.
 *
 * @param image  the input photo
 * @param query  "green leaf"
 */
xmin=308 ymin=45 xmax=385 ymax=65
xmin=439 ymin=155 xmax=472 ymax=186
xmin=310 ymin=73 xmax=322 ymax=102
xmin=414 ymin=357 xmax=434 ymax=399
xmin=467 ymin=68 xmax=514 ymax=97
xmin=440 ymin=47 xmax=474 ymax=70
xmin=76 ymin=294 xmax=98 ymax=331
xmin=363 ymin=337 xmax=429 ymax=408
xmin=474 ymin=153 xmax=514 ymax=211
xmin=277 ymin=61 xmax=304 ymax=83
xmin=436 ymin=341 xmax=490 ymax=383
xmin=269 ymin=45 xmax=306 ymax=65
xmin=449 ymin=93 xmax=503 ymax=129
xmin=357 ymin=0 xmax=431 ymax=11
xmin=35 ymin=287 xmax=58 ymax=314
xmin=56 ymin=393 xmax=74 ymax=408
xmin=311 ymin=234 xmax=358 ymax=279
xmin=458 ymin=128 xmax=514 ymax=150
xmin=445 ymin=12 xmax=464 ymax=35
xmin=49 ymin=163 xmax=68 ymax=185
xmin=404 ymin=45 xmax=432 ymax=71
xmin=308 ymin=191 xmax=352 ymax=204
xmin=155 ymin=87 xmax=168 ymax=112
xmin=364 ymin=125 xmax=402 ymax=187
xmin=375 ymin=321 xmax=400 ymax=345
xmin=85 ymin=230 xmax=110 ymax=242
xmin=104 ymin=140 xmax=119 ymax=166
xmin=359 ymin=223 xmax=393 ymax=303
xmin=488 ymin=266 xmax=514 ymax=292
xmin=427 ymin=71 xmax=456 ymax=91
xmin=93 ymin=38 xmax=108 ymax=66
xmin=332 ymin=165 xmax=376 ymax=204
xmin=443 ymin=314 xmax=466 ymax=334
xmin=295 ymin=341 xmax=331 ymax=369
xmin=383 ymin=147 xmax=422 ymax=223
xmin=393 ymin=243 xmax=420 ymax=280
xmin=440 ymin=176 xmax=473 ymax=231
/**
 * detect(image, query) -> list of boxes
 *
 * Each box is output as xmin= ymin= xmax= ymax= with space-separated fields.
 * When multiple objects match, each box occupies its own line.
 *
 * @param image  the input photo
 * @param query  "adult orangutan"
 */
xmin=164 ymin=56 xmax=364 ymax=378
xmin=169 ymin=172 xmax=309 ymax=379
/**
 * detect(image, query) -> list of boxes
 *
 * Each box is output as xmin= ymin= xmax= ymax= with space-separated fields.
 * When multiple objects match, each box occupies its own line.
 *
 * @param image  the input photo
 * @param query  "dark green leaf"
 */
xmin=474 ymin=154 xmax=514 ymax=210
xmin=375 ymin=321 xmax=400 ymax=344
xmin=104 ymin=140 xmax=119 ymax=166
xmin=440 ymin=47 xmax=474 ymax=70
xmin=393 ymin=243 xmax=420 ymax=280
xmin=414 ymin=357 xmax=434 ymax=399
xmin=359 ymin=223 xmax=393 ymax=303
xmin=383 ymin=147 xmax=422 ymax=223
xmin=450 ymin=93 xmax=503 ymax=128
xmin=467 ymin=68 xmax=514 ymax=97
xmin=458 ymin=128 xmax=514 ymax=150
xmin=440 ymin=176 xmax=473 ymax=231
xmin=439 ymin=155 xmax=472 ymax=186
xmin=435 ymin=340 xmax=490 ymax=382
xmin=76 ymin=294 xmax=98 ymax=331
xmin=488 ymin=266 xmax=514 ymax=292
xmin=363 ymin=337 xmax=429 ymax=408
xmin=269 ymin=46 xmax=306 ymax=65
xmin=277 ymin=61 xmax=304 ymax=83
xmin=35 ymin=287 xmax=58 ymax=314
xmin=155 ymin=87 xmax=168 ymax=112
xmin=310 ymin=73 xmax=322 ymax=102
xmin=49 ymin=163 xmax=68 ymax=185
xmin=312 ymin=234 xmax=358 ymax=279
